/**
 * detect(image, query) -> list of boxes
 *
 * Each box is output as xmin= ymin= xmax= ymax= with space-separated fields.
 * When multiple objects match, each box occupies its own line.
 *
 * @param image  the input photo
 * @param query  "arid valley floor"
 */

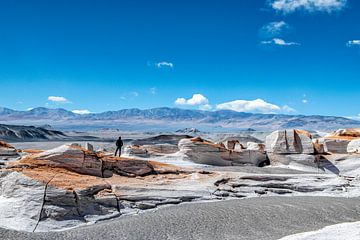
xmin=2 ymin=126 xmax=360 ymax=239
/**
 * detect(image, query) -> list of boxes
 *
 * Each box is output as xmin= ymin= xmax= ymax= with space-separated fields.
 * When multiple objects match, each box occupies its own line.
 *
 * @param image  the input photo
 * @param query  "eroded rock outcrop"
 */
xmin=265 ymin=129 xmax=314 ymax=154
xmin=178 ymin=137 xmax=267 ymax=166
xmin=347 ymin=139 xmax=360 ymax=154
xmin=265 ymin=130 xmax=319 ymax=170
xmin=0 ymin=141 xmax=19 ymax=157
xmin=322 ymin=129 xmax=360 ymax=154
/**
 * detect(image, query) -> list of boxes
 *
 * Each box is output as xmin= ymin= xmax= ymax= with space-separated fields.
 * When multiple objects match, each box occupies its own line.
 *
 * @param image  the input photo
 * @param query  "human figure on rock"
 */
xmin=115 ymin=136 xmax=123 ymax=157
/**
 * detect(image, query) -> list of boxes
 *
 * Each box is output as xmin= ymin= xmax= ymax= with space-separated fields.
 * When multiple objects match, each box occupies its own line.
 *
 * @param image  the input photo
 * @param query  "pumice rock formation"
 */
xmin=178 ymin=137 xmax=268 ymax=166
xmin=265 ymin=130 xmax=317 ymax=170
xmin=322 ymin=128 xmax=360 ymax=154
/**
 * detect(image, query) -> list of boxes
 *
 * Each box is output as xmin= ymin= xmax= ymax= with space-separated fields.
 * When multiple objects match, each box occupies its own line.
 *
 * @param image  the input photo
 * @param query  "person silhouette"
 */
xmin=114 ymin=136 xmax=123 ymax=157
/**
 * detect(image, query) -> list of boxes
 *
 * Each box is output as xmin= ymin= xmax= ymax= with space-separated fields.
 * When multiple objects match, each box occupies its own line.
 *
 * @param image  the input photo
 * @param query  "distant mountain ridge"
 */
xmin=0 ymin=107 xmax=359 ymax=131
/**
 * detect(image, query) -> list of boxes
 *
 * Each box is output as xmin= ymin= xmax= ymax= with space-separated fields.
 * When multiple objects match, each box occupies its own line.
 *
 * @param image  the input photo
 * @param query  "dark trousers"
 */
xmin=115 ymin=147 xmax=122 ymax=157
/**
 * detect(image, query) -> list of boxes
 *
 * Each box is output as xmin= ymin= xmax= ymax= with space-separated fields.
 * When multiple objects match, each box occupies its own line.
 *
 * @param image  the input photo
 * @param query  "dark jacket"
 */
xmin=116 ymin=139 xmax=123 ymax=147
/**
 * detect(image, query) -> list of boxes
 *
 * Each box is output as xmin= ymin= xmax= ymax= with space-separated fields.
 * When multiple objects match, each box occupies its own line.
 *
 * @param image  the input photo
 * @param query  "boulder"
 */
xmin=124 ymin=145 xmax=149 ymax=158
xmin=178 ymin=138 xmax=267 ymax=166
xmin=0 ymin=170 xmax=120 ymax=232
xmin=22 ymin=144 xmax=103 ymax=177
xmin=347 ymin=139 xmax=360 ymax=153
xmin=323 ymin=139 xmax=350 ymax=154
xmin=224 ymin=140 xmax=245 ymax=151
xmin=265 ymin=130 xmax=314 ymax=154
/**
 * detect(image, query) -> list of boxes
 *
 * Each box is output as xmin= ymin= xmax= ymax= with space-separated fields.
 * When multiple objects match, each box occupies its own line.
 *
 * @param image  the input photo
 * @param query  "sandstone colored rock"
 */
xmin=331 ymin=128 xmax=360 ymax=138
xmin=24 ymin=144 xmax=103 ymax=177
xmin=347 ymin=139 xmax=360 ymax=153
xmin=0 ymin=141 xmax=19 ymax=157
xmin=178 ymin=138 xmax=267 ymax=166
xmin=265 ymin=130 xmax=314 ymax=154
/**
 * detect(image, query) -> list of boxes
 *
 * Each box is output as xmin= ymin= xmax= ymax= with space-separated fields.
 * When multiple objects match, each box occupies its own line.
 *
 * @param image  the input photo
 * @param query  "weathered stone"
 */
xmin=225 ymin=140 xmax=245 ymax=151
xmin=142 ymin=144 xmax=179 ymax=154
xmin=267 ymin=153 xmax=317 ymax=167
xmin=124 ymin=145 xmax=149 ymax=158
xmin=313 ymin=139 xmax=325 ymax=154
xmin=0 ymin=171 xmax=45 ymax=232
xmin=347 ymin=139 xmax=360 ymax=154
xmin=178 ymin=138 xmax=267 ymax=166
xmin=136 ymin=202 xmax=157 ymax=210
xmin=247 ymin=142 xmax=265 ymax=152
xmin=265 ymin=130 xmax=314 ymax=154
xmin=323 ymin=139 xmax=350 ymax=154
xmin=0 ymin=141 xmax=19 ymax=158
xmin=102 ymin=157 xmax=154 ymax=176
xmin=25 ymin=145 xmax=103 ymax=177
xmin=85 ymin=143 xmax=94 ymax=152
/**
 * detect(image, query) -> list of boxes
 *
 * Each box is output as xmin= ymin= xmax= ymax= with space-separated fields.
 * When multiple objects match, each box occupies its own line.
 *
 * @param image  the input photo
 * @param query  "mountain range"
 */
xmin=0 ymin=107 xmax=359 ymax=131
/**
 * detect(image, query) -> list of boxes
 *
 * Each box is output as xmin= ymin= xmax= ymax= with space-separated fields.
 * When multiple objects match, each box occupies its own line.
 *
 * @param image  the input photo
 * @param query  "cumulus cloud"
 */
xmin=261 ymin=38 xmax=300 ymax=46
xmin=270 ymin=0 xmax=347 ymax=14
xmin=72 ymin=109 xmax=91 ymax=115
xmin=216 ymin=99 xmax=295 ymax=113
xmin=156 ymin=61 xmax=174 ymax=68
xmin=259 ymin=21 xmax=290 ymax=38
xmin=175 ymin=94 xmax=209 ymax=106
xmin=48 ymin=96 xmax=69 ymax=103
xmin=347 ymin=40 xmax=360 ymax=47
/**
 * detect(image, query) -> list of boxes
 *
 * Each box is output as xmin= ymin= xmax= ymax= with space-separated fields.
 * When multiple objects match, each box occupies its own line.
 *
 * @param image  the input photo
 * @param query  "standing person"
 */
xmin=115 ymin=136 xmax=123 ymax=157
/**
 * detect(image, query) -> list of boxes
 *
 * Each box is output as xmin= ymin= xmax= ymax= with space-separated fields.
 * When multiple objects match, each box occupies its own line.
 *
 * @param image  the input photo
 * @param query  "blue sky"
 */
xmin=1 ymin=0 xmax=359 ymax=117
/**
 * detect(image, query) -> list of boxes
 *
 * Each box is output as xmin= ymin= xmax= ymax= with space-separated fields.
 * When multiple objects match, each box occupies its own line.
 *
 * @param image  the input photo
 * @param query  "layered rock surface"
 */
xmin=178 ymin=137 xmax=268 ymax=166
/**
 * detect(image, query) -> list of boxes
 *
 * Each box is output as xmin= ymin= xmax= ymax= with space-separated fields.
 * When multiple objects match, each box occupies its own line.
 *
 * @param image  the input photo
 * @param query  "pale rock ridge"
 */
xmin=265 ymin=130 xmax=314 ymax=154
xmin=347 ymin=139 xmax=360 ymax=153
xmin=178 ymin=137 xmax=268 ymax=166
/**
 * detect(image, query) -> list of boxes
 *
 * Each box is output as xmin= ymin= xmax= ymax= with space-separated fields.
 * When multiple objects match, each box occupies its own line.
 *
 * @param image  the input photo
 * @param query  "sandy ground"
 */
xmin=1 ymin=196 xmax=360 ymax=240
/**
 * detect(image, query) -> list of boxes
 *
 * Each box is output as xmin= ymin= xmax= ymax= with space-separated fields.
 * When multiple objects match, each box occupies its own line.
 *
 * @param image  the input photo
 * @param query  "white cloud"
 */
xmin=270 ymin=0 xmax=347 ymax=14
xmin=156 ymin=61 xmax=174 ymax=68
xmin=347 ymin=40 xmax=360 ymax=47
xmin=216 ymin=99 xmax=295 ymax=113
xmin=175 ymin=94 xmax=209 ymax=106
xmin=72 ymin=109 xmax=91 ymax=115
xmin=48 ymin=96 xmax=69 ymax=103
xmin=261 ymin=38 xmax=300 ymax=46
xmin=260 ymin=21 xmax=290 ymax=38
xmin=302 ymin=99 xmax=308 ymax=104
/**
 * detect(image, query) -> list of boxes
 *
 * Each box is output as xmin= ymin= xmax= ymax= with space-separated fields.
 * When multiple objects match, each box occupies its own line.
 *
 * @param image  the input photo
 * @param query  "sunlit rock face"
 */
xmin=321 ymin=128 xmax=360 ymax=154
xmin=25 ymin=144 xmax=104 ymax=177
xmin=347 ymin=139 xmax=360 ymax=154
xmin=178 ymin=137 xmax=267 ymax=166
xmin=265 ymin=130 xmax=314 ymax=154
xmin=265 ymin=130 xmax=318 ymax=170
